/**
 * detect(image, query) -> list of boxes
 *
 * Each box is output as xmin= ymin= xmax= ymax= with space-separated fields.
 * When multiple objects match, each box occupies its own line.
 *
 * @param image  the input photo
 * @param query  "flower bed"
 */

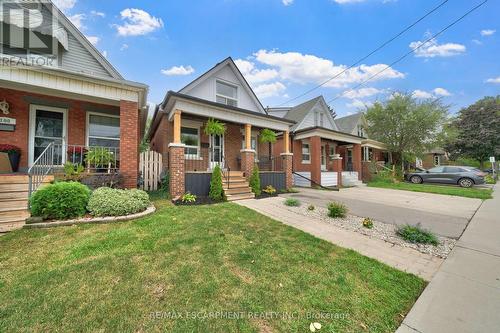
xmin=280 ymin=200 xmax=456 ymax=258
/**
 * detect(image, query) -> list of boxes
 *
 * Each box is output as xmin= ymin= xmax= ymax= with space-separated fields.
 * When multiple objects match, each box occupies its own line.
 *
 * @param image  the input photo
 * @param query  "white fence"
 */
xmin=139 ymin=151 xmax=163 ymax=191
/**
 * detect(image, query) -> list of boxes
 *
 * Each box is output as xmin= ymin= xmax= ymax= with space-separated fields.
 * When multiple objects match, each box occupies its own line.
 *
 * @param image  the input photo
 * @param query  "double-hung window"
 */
xmin=362 ymin=146 xmax=372 ymax=161
xmin=302 ymin=141 xmax=311 ymax=163
xmin=216 ymin=81 xmax=238 ymax=106
xmin=181 ymin=126 xmax=200 ymax=157
xmin=357 ymin=125 xmax=365 ymax=137
xmin=329 ymin=145 xmax=336 ymax=157
xmin=87 ymin=113 xmax=120 ymax=148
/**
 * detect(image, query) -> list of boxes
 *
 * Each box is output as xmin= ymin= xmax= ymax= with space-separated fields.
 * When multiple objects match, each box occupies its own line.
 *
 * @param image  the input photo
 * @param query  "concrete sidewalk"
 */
xmin=397 ymin=185 xmax=500 ymax=333
xmin=237 ymin=197 xmax=443 ymax=281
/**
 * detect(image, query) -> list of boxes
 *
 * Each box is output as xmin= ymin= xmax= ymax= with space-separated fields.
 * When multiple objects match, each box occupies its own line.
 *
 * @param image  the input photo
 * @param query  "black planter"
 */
xmin=8 ymin=152 xmax=20 ymax=172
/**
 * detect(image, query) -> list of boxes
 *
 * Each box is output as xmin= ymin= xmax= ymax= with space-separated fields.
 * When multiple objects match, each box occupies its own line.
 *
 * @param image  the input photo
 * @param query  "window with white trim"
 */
xmin=357 ymin=125 xmax=365 ymax=137
xmin=329 ymin=145 xmax=336 ymax=156
xmin=320 ymin=113 xmax=324 ymax=127
xmin=362 ymin=146 xmax=372 ymax=161
xmin=302 ymin=141 xmax=311 ymax=163
xmin=216 ymin=80 xmax=238 ymax=106
xmin=181 ymin=126 xmax=200 ymax=157
xmin=87 ymin=113 xmax=120 ymax=148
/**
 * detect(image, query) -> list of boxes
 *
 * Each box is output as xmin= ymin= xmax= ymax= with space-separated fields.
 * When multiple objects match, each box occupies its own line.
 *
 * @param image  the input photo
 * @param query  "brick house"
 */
xmin=148 ymin=58 xmax=294 ymax=200
xmin=0 ymin=1 xmax=148 ymax=231
xmin=268 ymin=98 xmax=388 ymax=186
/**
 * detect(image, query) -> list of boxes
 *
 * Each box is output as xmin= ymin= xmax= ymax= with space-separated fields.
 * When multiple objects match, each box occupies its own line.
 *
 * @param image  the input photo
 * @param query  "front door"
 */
xmin=321 ymin=145 xmax=327 ymax=171
xmin=346 ymin=148 xmax=353 ymax=171
xmin=209 ymin=134 xmax=224 ymax=170
xmin=29 ymin=105 xmax=67 ymax=167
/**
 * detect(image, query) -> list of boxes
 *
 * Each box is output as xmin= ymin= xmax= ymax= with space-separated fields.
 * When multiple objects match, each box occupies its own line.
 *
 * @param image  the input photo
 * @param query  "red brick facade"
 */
xmin=169 ymin=145 xmax=185 ymax=198
xmin=310 ymin=136 xmax=322 ymax=186
xmin=332 ymin=157 xmax=343 ymax=187
xmin=282 ymin=153 xmax=293 ymax=189
xmin=240 ymin=150 xmax=255 ymax=179
xmin=0 ymin=87 xmax=141 ymax=189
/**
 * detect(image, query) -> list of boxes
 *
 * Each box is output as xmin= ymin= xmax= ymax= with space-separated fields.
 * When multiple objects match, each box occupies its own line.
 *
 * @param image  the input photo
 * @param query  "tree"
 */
xmin=249 ymin=165 xmax=261 ymax=196
xmin=365 ymin=92 xmax=448 ymax=168
xmin=445 ymin=96 xmax=500 ymax=169
xmin=209 ymin=164 xmax=225 ymax=201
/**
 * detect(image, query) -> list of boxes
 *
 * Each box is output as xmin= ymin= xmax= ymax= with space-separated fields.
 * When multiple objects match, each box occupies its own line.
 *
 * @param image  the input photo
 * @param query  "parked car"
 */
xmin=406 ymin=166 xmax=486 ymax=188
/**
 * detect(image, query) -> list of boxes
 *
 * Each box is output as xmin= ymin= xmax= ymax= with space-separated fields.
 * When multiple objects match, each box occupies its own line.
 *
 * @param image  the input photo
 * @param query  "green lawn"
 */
xmin=0 ymin=195 xmax=425 ymax=332
xmin=368 ymin=180 xmax=493 ymax=200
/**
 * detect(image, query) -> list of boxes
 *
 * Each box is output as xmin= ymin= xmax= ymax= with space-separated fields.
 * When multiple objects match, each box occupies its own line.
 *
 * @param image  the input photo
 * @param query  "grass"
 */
xmin=0 ymin=195 xmax=425 ymax=333
xmin=396 ymin=225 xmax=439 ymax=246
xmin=368 ymin=180 xmax=493 ymax=200
xmin=284 ymin=198 xmax=300 ymax=206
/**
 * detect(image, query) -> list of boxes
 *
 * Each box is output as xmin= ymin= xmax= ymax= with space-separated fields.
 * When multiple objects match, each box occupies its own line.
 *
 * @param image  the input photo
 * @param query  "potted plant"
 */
xmin=204 ymin=118 xmax=226 ymax=136
xmin=67 ymin=146 xmax=87 ymax=165
xmin=0 ymin=144 xmax=21 ymax=172
xmin=85 ymin=147 xmax=115 ymax=173
xmin=259 ymin=128 xmax=277 ymax=144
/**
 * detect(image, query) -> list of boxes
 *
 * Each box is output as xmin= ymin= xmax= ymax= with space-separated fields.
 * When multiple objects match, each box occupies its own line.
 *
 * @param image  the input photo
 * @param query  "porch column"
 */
xmin=353 ymin=143 xmax=362 ymax=180
xmin=281 ymin=130 xmax=293 ymax=189
xmin=310 ymin=136 xmax=321 ymax=186
xmin=120 ymin=100 xmax=139 ymax=189
xmin=332 ymin=155 xmax=343 ymax=187
xmin=169 ymin=110 xmax=185 ymax=198
xmin=241 ymin=123 xmax=255 ymax=180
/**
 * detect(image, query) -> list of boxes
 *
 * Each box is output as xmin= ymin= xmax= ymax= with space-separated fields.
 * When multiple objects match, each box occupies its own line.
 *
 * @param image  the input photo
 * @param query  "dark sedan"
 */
xmin=406 ymin=166 xmax=486 ymax=188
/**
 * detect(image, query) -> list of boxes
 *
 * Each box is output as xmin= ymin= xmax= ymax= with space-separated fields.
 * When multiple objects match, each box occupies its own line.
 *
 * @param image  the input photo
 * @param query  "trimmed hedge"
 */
xmin=209 ymin=164 xmax=225 ymax=201
xmin=249 ymin=166 xmax=261 ymax=196
xmin=87 ymin=187 xmax=150 ymax=217
xmin=30 ymin=182 xmax=91 ymax=220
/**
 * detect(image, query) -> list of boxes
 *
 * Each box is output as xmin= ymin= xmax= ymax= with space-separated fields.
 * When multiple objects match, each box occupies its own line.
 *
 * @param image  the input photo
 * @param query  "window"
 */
xmin=362 ymin=146 xmax=372 ymax=161
xmin=181 ymin=126 xmax=200 ymax=157
xmin=357 ymin=125 xmax=365 ymax=137
xmin=444 ymin=167 xmax=465 ymax=173
xmin=320 ymin=113 xmax=324 ymax=127
xmin=216 ymin=81 xmax=238 ymax=106
xmin=428 ymin=166 xmax=445 ymax=173
xmin=433 ymin=155 xmax=441 ymax=166
xmin=329 ymin=145 xmax=336 ymax=156
xmin=87 ymin=113 xmax=120 ymax=148
xmin=302 ymin=141 xmax=311 ymax=163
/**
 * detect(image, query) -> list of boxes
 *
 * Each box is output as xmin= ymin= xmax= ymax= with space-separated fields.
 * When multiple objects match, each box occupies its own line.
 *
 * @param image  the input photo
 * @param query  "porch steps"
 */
xmin=0 ymin=175 xmax=52 ymax=233
xmin=223 ymin=171 xmax=255 ymax=201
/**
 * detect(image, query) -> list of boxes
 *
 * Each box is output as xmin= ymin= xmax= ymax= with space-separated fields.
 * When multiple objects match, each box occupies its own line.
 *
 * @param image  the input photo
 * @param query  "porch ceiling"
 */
xmin=162 ymin=91 xmax=294 ymax=132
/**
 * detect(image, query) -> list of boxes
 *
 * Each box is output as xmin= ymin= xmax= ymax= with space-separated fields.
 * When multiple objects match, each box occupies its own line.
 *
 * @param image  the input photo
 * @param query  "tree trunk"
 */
xmin=479 ymin=160 xmax=484 ymax=170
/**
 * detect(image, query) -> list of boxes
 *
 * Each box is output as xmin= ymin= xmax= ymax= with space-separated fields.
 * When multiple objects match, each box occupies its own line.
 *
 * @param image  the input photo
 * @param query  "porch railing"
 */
xmin=257 ymin=155 xmax=284 ymax=172
xmin=28 ymin=143 xmax=120 ymax=197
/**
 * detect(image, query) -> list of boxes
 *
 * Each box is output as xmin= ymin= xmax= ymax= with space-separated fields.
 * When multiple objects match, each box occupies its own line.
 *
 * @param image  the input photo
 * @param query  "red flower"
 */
xmin=67 ymin=146 xmax=87 ymax=154
xmin=0 ymin=144 xmax=21 ymax=154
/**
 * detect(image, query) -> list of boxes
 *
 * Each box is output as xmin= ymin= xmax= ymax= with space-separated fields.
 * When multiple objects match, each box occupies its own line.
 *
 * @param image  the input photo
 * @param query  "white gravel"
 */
xmin=281 ymin=202 xmax=456 ymax=258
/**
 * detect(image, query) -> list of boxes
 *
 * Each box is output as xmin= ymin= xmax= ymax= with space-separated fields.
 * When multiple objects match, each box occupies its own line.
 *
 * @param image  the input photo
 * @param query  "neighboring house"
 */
xmin=269 ymin=96 xmax=369 ymax=187
xmin=0 ymin=2 xmax=148 ymax=231
xmin=416 ymin=148 xmax=449 ymax=169
xmin=334 ymin=112 xmax=388 ymax=182
xmin=148 ymin=57 xmax=294 ymax=200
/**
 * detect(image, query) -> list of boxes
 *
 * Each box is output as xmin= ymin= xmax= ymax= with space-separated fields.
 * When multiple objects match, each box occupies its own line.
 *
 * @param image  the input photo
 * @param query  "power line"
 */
xmin=277 ymin=0 xmax=451 ymax=106
xmin=326 ymin=0 xmax=488 ymax=105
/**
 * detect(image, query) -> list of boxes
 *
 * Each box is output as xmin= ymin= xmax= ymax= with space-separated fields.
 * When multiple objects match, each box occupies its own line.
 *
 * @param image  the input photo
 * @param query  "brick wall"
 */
xmin=282 ymin=154 xmax=293 ymax=189
xmin=120 ymin=100 xmax=140 ymax=188
xmin=169 ymin=145 xmax=185 ymax=198
xmin=353 ymin=144 xmax=362 ymax=180
xmin=310 ymin=136 xmax=321 ymax=185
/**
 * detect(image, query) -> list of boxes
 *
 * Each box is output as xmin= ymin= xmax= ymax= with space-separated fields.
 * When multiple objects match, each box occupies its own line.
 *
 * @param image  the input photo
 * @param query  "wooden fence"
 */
xmin=139 ymin=151 xmax=162 ymax=191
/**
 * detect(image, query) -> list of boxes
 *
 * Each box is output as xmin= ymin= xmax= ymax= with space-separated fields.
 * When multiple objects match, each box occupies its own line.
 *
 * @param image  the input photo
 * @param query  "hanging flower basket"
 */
xmin=204 ymin=118 xmax=226 ymax=136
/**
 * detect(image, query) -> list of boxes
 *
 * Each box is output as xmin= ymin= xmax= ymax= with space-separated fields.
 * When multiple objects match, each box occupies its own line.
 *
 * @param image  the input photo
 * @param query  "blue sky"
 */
xmin=56 ymin=0 xmax=499 ymax=117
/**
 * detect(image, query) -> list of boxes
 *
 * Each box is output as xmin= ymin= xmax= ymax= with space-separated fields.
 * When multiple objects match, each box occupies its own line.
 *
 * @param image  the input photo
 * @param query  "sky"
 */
xmin=54 ymin=0 xmax=499 ymax=117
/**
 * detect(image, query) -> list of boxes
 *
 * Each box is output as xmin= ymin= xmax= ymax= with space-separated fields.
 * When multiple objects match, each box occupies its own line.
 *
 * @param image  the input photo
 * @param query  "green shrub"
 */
xmin=485 ymin=174 xmax=496 ymax=184
xmin=30 ymin=181 xmax=91 ymax=220
xmin=209 ymin=165 xmax=225 ymax=201
xmin=362 ymin=217 xmax=374 ymax=229
xmin=262 ymin=185 xmax=276 ymax=195
xmin=327 ymin=202 xmax=347 ymax=218
xmin=284 ymin=198 xmax=300 ymax=207
xmin=396 ymin=224 xmax=439 ymax=245
xmin=181 ymin=192 xmax=197 ymax=203
xmin=249 ymin=166 xmax=261 ymax=196
xmin=87 ymin=187 xmax=150 ymax=217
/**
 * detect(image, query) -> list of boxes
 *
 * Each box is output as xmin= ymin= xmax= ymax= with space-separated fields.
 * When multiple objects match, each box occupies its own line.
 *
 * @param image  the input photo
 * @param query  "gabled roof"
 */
xmin=283 ymin=96 xmax=337 ymax=131
xmin=177 ymin=57 xmax=266 ymax=114
xmin=335 ymin=112 xmax=365 ymax=134
xmin=46 ymin=1 xmax=123 ymax=79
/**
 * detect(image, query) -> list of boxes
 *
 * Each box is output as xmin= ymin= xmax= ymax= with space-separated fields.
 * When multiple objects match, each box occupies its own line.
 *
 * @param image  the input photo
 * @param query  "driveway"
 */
xmin=283 ymin=187 xmax=482 ymax=239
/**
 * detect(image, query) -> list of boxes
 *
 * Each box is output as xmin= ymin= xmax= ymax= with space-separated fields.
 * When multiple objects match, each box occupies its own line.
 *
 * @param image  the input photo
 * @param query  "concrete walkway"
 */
xmin=397 ymin=184 xmax=500 ymax=333
xmin=237 ymin=197 xmax=443 ymax=281
xmin=283 ymin=187 xmax=482 ymax=239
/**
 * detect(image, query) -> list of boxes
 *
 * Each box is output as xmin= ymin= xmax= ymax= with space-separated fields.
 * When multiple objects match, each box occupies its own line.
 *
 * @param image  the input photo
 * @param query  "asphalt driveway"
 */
xmin=283 ymin=187 xmax=482 ymax=239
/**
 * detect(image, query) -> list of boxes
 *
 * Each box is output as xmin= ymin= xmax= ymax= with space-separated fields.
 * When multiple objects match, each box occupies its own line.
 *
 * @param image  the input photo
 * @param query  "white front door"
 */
xmin=209 ymin=134 xmax=224 ymax=170
xmin=29 ymin=105 xmax=68 ymax=167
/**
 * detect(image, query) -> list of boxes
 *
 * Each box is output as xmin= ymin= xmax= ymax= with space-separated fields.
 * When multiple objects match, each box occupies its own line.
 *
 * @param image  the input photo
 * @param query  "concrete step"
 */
xmin=0 ymin=203 xmax=28 ymax=212
xmin=0 ymin=183 xmax=30 ymax=192
xmin=225 ymin=187 xmax=252 ymax=195
xmin=226 ymin=192 xmax=255 ymax=201
xmin=0 ymin=210 xmax=30 ymax=223
xmin=226 ymin=171 xmax=244 ymax=177
xmin=0 ymin=191 xmax=29 ymax=200
xmin=0 ymin=220 xmax=25 ymax=233
xmin=0 ymin=175 xmax=53 ymax=184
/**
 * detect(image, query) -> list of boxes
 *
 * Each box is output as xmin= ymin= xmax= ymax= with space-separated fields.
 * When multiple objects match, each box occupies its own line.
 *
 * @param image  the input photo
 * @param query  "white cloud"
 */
xmin=85 ymin=35 xmax=100 ymax=46
xmin=52 ymin=0 xmax=77 ymax=12
xmin=68 ymin=13 xmax=86 ymax=30
xmin=343 ymin=87 xmax=384 ymax=99
xmin=433 ymin=87 xmax=451 ymax=96
xmin=253 ymin=49 xmax=404 ymax=88
xmin=91 ymin=10 xmax=105 ymax=18
xmin=486 ymin=77 xmax=500 ymax=84
xmin=472 ymin=39 xmax=483 ymax=45
xmin=234 ymin=59 xmax=279 ymax=85
xmin=412 ymin=90 xmax=434 ymax=99
xmin=102 ymin=50 xmax=108 ymax=58
xmin=282 ymin=0 xmax=294 ymax=5
xmin=410 ymin=37 xmax=466 ymax=58
xmin=253 ymin=82 xmax=286 ymax=98
xmin=115 ymin=8 xmax=164 ymax=36
xmin=346 ymin=99 xmax=372 ymax=109
xmin=161 ymin=65 xmax=195 ymax=76
xmin=334 ymin=0 xmax=366 ymax=4
xmin=480 ymin=29 xmax=496 ymax=36
xmin=120 ymin=44 xmax=129 ymax=51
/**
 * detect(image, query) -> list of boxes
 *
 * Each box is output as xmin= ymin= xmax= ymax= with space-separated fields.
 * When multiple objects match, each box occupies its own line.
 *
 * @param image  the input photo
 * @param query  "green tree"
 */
xmin=249 ymin=165 xmax=261 ymax=196
xmin=365 ymin=92 xmax=448 ymax=168
xmin=209 ymin=164 xmax=225 ymax=202
xmin=445 ymin=96 xmax=500 ymax=169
